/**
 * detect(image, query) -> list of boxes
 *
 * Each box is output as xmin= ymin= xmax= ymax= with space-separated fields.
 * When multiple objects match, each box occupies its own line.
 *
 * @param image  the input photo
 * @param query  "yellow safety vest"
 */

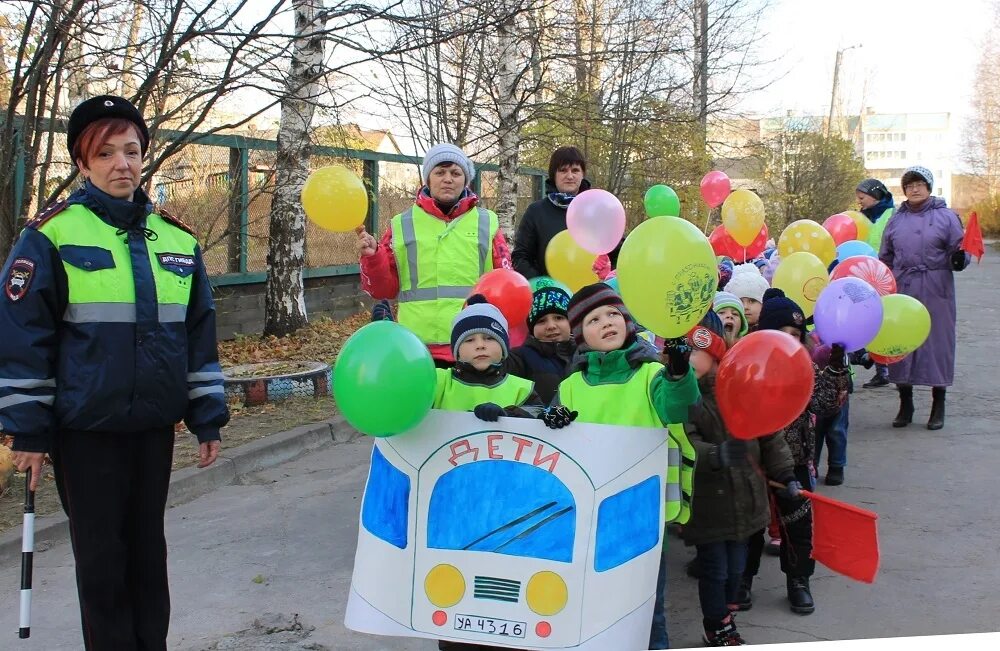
xmin=434 ymin=368 xmax=534 ymax=411
xmin=391 ymin=205 xmax=499 ymax=346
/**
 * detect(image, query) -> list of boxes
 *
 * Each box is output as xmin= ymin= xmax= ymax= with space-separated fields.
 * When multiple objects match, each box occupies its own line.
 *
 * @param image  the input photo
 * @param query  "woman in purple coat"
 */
xmin=879 ymin=166 xmax=968 ymax=430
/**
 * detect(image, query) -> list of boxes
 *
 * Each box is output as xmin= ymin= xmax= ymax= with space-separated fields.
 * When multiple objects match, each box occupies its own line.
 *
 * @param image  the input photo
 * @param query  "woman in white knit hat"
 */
xmin=356 ymin=143 xmax=513 ymax=367
xmin=722 ymin=263 xmax=770 ymax=330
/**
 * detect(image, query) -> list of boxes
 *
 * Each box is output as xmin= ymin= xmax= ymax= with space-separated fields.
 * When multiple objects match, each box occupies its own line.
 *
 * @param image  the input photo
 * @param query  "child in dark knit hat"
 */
xmin=506 ymin=284 xmax=576 ymax=405
xmin=739 ymin=288 xmax=850 ymax=618
xmin=680 ymin=311 xmax=797 ymax=646
xmin=554 ymin=283 xmax=701 ymax=649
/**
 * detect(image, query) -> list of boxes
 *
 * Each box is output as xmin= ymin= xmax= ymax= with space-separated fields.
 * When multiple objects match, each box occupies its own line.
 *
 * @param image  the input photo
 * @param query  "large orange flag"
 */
xmin=963 ymin=212 xmax=985 ymax=262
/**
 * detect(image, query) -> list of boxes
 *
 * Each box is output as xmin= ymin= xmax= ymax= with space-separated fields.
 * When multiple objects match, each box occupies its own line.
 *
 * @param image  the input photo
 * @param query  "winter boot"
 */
xmin=702 ymin=614 xmax=746 ymax=646
xmin=892 ymin=384 xmax=914 ymax=428
xmin=786 ymin=576 xmax=815 ymax=615
xmin=863 ymin=372 xmax=889 ymax=388
xmin=825 ymin=466 xmax=844 ymax=486
xmin=928 ymin=387 xmax=946 ymax=430
xmin=733 ymin=576 xmax=753 ymax=611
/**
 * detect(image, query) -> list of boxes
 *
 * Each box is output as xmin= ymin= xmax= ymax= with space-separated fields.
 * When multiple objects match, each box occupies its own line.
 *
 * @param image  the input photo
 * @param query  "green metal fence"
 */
xmin=7 ymin=117 xmax=546 ymax=286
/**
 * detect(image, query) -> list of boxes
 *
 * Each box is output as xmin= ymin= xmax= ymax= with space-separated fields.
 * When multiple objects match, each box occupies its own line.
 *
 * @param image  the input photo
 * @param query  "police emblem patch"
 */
xmin=5 ymin=257 xmax=36 ymax=302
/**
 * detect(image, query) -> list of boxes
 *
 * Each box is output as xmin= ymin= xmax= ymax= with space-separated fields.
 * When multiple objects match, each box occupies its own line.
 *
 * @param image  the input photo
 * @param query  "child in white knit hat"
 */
xmin=722 ymin=263 xmax=770 ymax=329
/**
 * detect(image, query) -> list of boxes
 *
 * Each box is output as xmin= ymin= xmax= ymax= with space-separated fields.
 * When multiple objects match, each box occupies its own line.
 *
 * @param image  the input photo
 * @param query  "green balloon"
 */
xmin=528 ymin=275 xmax=571 ymax=294
xmin=644 ymin=184 xmax=681 ymax=218
xmin=333 ymin=321 xmax=436 ymax=436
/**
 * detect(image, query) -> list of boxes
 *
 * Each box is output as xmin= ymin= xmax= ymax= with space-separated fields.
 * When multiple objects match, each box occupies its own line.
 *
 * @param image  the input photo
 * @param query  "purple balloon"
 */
xmin=813 ymin=277 xmax=884 ymax=352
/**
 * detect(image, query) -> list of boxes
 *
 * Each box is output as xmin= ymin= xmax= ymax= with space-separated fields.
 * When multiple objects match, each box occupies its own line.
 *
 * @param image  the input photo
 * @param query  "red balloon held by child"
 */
xmin=471 ymin=269 xmax=533 ymax=326
xmin=715 ymin=330 xmax=815 ymax=440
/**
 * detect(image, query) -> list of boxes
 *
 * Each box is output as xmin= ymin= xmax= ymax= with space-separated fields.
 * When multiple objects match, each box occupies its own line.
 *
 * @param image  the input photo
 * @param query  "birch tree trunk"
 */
xmin=494 ymin=12 xmax=522 ymax=241
xmin=264 ymin=0 xmax=326 ymax=337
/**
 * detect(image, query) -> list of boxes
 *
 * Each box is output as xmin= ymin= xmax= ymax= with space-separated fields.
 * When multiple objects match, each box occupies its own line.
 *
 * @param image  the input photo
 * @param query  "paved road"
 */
xmin=2 ymin=254 xmax=999 ymax=650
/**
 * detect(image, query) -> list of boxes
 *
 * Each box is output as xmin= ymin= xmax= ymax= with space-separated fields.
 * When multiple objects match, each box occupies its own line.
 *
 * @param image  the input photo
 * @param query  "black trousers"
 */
xmin=52 ymin=427 xmax=175 ymax=651
xmin=744 ymin=464 xmax=815 ymax=579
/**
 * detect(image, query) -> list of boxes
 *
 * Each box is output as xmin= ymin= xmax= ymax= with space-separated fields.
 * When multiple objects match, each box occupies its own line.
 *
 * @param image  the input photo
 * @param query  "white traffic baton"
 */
xmin=19 ymin=467 xmax=34 ymax=639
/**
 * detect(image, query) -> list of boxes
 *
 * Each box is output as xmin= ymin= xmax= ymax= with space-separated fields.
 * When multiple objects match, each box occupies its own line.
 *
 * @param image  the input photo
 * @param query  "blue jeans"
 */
xmin=815 ymin=400 xmax=849 ymax=469
xmin=696 ymin=540 xmax=749 ymax=624
xmin=650 ymin=543 xmax=669 ymax=649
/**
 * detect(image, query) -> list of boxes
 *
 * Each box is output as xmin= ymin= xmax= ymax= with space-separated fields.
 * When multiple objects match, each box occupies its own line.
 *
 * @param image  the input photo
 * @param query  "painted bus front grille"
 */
xmin=473 ymin=576 xmax=521 ymax=603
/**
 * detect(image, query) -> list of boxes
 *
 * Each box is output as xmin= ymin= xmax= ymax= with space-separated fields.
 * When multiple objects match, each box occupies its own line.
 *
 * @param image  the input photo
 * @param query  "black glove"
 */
xmin=474 ymin=403 xmax=505 ymax=422
xmin=776 ymin=476 xmax=804 ymax=500
xmin=540 ymin=405 xmax=578 ymax=429
xmin=662 ymin=337 xmax=691 ymax=376
xmin=951 ymin=250 xmax=970 ymax=271
xmin=709 ymin=439 xmax=751 ymax=470
xmin=370 ymin=300 xmax=393 ymax=322
xmin=850 ymin=349 xmax=875 ymax=369
xmin=828 ymin=344 xmax=848 ymax=371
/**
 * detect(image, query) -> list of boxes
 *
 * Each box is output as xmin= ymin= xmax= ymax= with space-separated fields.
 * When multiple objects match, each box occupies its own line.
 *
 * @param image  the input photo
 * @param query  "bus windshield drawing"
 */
xmin=427 ymin=460 xmax=576 ymax=563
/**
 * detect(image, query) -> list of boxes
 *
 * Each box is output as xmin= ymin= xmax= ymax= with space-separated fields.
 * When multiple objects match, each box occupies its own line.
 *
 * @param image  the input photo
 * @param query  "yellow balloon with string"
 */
xmin=301 ymin=165 xmax=369 ymax=232
xmin=545 ymin=230 xmax=600 ymax=292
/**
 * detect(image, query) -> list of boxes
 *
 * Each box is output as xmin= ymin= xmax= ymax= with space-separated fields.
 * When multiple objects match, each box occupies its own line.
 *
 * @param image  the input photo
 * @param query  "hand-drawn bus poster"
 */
xmin=345 ymin=410 xmax=668 ymax=650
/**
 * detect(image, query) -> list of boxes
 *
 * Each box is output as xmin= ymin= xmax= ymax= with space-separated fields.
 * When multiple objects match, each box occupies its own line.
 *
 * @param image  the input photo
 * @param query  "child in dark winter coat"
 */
xmin=681 ymin=310 xmax=799 ymax=646
xmin=506 ymin=284 xmax=576 ymax=405
xmin=740 ymin=288 xmax=850 ymax=617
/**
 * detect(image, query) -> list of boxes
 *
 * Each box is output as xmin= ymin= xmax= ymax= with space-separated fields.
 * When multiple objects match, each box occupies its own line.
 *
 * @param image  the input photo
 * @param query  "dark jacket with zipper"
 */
xmin=681 ymin=374 xmax=795 ymax=546
xmin=506 ymin=336 xmax=576 ymax=405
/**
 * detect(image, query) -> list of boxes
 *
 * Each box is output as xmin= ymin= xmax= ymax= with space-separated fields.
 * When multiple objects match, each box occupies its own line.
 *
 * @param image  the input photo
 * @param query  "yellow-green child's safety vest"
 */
xmin=391 ymin=205 xmax=499 ymax=346
xmin=434 ymin=368 xmax=534 ymax=411
xmin=560 ymin=362 xmax=696 ymax=524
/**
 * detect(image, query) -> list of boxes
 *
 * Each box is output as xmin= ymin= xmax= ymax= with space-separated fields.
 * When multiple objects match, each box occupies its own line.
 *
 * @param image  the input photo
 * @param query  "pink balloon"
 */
xmin=566 ymin=189 xmax=626 ymax=255
xmin=700 ymin=171 xmax=732 ymax=208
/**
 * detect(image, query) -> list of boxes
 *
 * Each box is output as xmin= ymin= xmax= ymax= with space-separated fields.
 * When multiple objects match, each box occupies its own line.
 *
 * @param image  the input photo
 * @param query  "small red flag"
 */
xmin=963 ymin=212 xmax=985 ymax=262
xmin=806 ymin=489 xmax=880 ymax=583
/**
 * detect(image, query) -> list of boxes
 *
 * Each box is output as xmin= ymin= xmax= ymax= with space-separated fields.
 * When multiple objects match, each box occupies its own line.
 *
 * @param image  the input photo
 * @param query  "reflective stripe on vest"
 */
xmin=37 ymin=204 xmax=197 ymax=323
xmin=433 ymin=368 xmax=534 ymax=412
xmin=558 ymin=363 xmax=694 ymax=524
xmin=391 ymin=205 xmax=498 ymax=345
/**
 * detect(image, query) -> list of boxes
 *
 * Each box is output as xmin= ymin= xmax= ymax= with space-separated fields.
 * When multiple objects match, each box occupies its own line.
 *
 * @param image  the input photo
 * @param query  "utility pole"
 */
xmin=826 ymin=44 xmax=861 ymax=138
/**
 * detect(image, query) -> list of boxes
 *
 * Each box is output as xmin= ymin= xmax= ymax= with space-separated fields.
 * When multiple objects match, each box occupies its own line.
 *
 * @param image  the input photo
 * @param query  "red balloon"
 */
xmin=700 ymin=170 xmax=732 ymax=208
xmin=869 ymin=352 xmax=906 ymax=365
xmin=822 ymin=213 xmax=859 ymax=246
xmin=716 ymin=330 xmax=815 ymax=439
xmin=830 ymin=255 xmax=897 ymax=296
xmin=471 ymin=269 xmax=532 ymax=326
xmin=709 ymin=224 xmax=767 ymax=263
xmin=509 ymin=322 xmax=528 ymax=348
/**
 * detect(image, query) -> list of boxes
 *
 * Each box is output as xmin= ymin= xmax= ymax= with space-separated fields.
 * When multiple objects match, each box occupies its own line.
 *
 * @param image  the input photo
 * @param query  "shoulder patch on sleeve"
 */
xmin=24 ymin=200 xmax=68 ymax=230
xmin=156 ymin=207 xmax=197 ymax=237
xmin=5 ymin=257 xmax=37 ymax=302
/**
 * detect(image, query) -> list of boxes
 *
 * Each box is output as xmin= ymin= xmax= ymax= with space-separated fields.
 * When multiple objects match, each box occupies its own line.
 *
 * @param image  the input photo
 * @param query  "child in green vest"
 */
xmin=555 ymin=283 xmax=700 ymax=650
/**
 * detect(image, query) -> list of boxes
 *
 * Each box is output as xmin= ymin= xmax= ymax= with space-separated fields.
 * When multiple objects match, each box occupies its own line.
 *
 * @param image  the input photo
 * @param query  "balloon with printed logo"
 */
xmin=716 ymin=330 xmax=815 ymax=440
xmin=837 ymin=239 xmax=877 ymax=260
xmin=545 ymin=230 xmax=600 ymax=292
xmin=472 ymin=269 xmax=533 ymax=326
xmin=844 ymin=210 xmax=872 ymax=242
xmin=822 ymin=213 xmax=859 ymax=246
xmin=866 ymin=294 xmax=932 ymax=358
xmin=566 ymin=188 xmax=627 ymax=254
xmin=617 ymin=216 xmax=717 ymax=338
xmin=813 ymin=278 xmax=884 ymax=352
xmin=644 ymin=184 xmax=681 ymax=218
xmin=700 ymin=170 xmax=732 ymax=208
xmin=830 ymin=255 xmax=897 ymax=296
xmin=721 ymin=189 xmax=766 ymax=246
xmin=771 ymin=251 xmax=829 ymax=318
xmin=301 ymin=165 xmax=369 ymax=232
xmin=333 ymin=321 xmax=435 ymax=436
xmin=778 ymin=219 xmax=837 ymax=267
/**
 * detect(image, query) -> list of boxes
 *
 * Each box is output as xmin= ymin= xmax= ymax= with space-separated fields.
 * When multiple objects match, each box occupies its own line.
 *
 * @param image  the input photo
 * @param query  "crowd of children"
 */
xmin=376 ymin=252 xmax=853 ymax=648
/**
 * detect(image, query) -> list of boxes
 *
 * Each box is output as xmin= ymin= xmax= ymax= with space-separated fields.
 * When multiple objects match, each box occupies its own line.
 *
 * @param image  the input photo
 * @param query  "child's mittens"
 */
xmin=708 ymin=439 xmax=751 ymax=470
xmin=474 ymin=403 xmax=506 ymax=422
xmin=775 ymin=475 xmax=804 ymax=500
xmin=540 ymin=405 xmax=578 ymax=429
xmin=661 ymin=337 xmax=692 ymax=376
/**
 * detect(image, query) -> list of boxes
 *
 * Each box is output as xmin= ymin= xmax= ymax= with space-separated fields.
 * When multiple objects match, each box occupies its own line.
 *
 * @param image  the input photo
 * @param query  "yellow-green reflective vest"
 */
xmin=38 ymin=203 xmax=197 ymax=321
xmin=391 ymin=205 xmax=499 ymax=346
xmin=559 ymin=363 xmax=695 ymax=524
xmin=434 ymin=368 xmax=534 ymax=411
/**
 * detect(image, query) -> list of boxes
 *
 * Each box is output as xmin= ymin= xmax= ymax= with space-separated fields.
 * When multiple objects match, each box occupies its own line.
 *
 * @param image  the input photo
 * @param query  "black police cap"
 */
xmin=66 ymin=95 xmax=150 ymax=160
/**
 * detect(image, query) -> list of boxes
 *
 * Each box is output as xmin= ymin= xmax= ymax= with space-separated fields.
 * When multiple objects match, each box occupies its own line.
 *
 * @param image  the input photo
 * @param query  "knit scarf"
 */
xmin=547 ymin=192 xmax=576 ymax=209
xmin=861 ymin=195 xmax=894 ymax=223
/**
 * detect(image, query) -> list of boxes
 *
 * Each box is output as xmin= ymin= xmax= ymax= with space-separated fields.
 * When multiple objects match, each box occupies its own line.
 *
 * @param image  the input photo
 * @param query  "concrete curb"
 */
xmin=0 ymin=414 xmax=361 ymax=568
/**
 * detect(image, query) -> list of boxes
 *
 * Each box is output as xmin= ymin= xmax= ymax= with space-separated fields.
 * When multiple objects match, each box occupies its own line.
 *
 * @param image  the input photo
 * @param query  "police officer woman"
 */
xmin=0 ymin=95 xmax=229 ymax=650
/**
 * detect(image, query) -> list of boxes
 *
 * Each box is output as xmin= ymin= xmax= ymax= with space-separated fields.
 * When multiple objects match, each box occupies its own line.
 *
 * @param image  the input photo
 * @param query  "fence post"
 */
xmin=363 ymin=158 xmax=379 ymax=235
xmin=532 ymin=172 xmax=544 ymax=201
xmin=227 ymin=146 xmax=250 ymax=273
xmin=472 ymin=171 xmax=482 ymax=197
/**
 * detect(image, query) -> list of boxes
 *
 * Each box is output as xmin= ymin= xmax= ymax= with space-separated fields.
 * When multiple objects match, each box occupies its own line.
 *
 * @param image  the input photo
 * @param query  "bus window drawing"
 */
xmin=345 ymin=411 xmax=673 ymax=650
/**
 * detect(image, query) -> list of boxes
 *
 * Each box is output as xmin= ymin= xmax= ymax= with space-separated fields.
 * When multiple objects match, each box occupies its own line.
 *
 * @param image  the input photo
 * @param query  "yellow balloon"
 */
xmin=844 ymin=210 xmax=871 ymax=242
xmin=721 ymin=189 xmax=765 ymax=246
xmin=617 ymin=217 xmax=718 ymax=338
xmin=778 ymin=220 xmax=837 ymax=267
xmin=771 ymin=251 xmax=829 ymax=318
xmin=867 ymin=294 xmax=931 ymax=357
xmin=301 ymin=165 xmax=369 ymax=232
xmin=545 ymin=230 xmax=599 ymax=293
